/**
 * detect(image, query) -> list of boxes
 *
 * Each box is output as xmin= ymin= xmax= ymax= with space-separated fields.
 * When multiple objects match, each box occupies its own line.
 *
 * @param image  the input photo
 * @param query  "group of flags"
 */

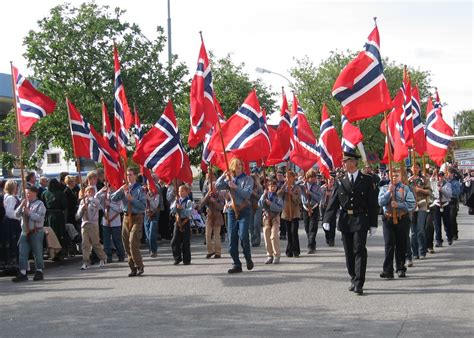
xmin=12 ymin=21 xmax=455 ymax=184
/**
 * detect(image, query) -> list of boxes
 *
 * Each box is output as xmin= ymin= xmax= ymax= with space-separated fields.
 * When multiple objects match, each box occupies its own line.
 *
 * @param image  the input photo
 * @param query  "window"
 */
xmin=47 ymin=153 xmax=60 ymax=164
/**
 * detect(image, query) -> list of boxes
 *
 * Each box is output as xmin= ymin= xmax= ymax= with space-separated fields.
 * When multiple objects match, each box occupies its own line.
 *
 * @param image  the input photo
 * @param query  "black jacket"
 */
xmin=323 ymin=172 xmax=378 ymax=233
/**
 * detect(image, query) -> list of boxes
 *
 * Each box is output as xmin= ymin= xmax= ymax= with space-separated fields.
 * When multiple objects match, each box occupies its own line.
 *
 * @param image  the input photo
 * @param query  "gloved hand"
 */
xmin=322 ymin=223 xmax=330 ymax=231
xmin=369 ymin=227 xmax=377 ymax=236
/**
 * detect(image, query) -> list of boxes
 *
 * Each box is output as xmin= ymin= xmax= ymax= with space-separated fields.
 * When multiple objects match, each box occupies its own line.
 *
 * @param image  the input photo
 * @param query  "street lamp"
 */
xmin=255 ymin=67 xmax=294 ymax=88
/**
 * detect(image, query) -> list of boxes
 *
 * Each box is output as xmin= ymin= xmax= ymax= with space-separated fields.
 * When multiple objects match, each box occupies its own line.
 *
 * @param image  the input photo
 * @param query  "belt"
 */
xmin=344 ymin=209 xmax=367 ymax=215
xmin=384 ymin=210 xmax=408 ymax=219
xmin=124 ymin=212 xmax=141 ymax=216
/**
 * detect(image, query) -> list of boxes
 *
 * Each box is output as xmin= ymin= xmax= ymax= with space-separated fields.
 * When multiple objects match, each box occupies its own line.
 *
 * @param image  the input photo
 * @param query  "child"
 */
xmin=144 ymin=182 xmax=161 ymax=257
xmin=170 ymin=185 xmax=193 ymax=265
xmin=200 ymin=181 xmax=225 ymax=259
xmin=258 ymin=180 xmax=283 ymax=264
xmin=12 ymin=186 xmax=46 ymax=282
xmin=76 ymin=186 xmax=107 ymax=270
xmin=95 ymin=186 xmax=125 ymax=263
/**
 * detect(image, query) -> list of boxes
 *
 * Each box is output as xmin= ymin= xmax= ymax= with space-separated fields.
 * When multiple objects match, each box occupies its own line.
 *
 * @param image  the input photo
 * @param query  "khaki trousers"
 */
xmin=122 ymin=214 xmax=144 ymax=269
xmin=205 ymin=219 xmax=222 ymax=255
xmin=82 ymin=222 xmax=106 ymax=264
xmin=263 ymin=215 xmax=281 ymax=257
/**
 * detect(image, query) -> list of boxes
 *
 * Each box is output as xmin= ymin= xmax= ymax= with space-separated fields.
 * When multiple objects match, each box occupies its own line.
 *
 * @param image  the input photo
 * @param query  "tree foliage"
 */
xmin=0 ymin=1 xmax=189 ymax=170
xmin=455 ymin=109 xmax=474 ymax=137
xmin=290 ymin=50 xmax=433 ymax=160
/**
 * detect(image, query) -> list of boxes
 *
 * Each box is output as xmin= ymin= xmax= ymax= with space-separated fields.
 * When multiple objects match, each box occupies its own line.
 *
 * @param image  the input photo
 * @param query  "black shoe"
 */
xmin=397 ymin=270 xmax=406 ymax=278
xmin=33 ymin=271 xmax=44 ymax=281
xmin=206 ymin=253 xmax=215 ymax=259
xmin=213 ymin=254 xmax=221 ymax=259
xmin=183 ymin=262 xmax=191 ymax=265
xmin=128 ymin=269 xmax=137 ymax=277
xmin=328 ymin=239 xmax=335 ymax=247
xmin=118 ymin=257 xmax=125 ymax=262
xmin=453 ymin=235 xmax=458 ymax=241
xmin=173 ymin=260 xmax=181 ymax=265
xmin=354 ymin=288 xmax=363 ymax=295
xmin=228 ymin=266 xmax=243 ymax=274
xmin=293 ymin=253 xmax=300 ymax=258
xmin=348 ymin=283 xmax=355 ymax=292
xmin=246 ymin=259 xmax=254 ymax=271
xmin=137 ymin=267 xmax=144 ymax=276
xmin=307 ymin=249 xmax=316 ymax=254
xmin=286 ymin=252 xmax=293 ymax=257
xmin=448 ymin=240 xmax=453 ymax=246
xmin=380 ymin=271 xmax=394 ymax=279
xmin=12 ymin=273 xmax=28 ymax=283
xmin=435 ymin=242 xmax=442 ymax=247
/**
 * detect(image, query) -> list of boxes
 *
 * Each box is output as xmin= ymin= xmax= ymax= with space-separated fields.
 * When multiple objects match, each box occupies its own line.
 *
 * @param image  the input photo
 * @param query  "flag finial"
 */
xmin=373 ymin=17 xmax=378 ymax=26
xmin=199 ymin=31 xmax=203 ymax=42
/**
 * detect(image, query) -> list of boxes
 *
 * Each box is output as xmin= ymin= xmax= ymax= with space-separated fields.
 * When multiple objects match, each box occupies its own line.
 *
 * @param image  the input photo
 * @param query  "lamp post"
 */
xmin=255 ymin=67 xmax=294 ymax=88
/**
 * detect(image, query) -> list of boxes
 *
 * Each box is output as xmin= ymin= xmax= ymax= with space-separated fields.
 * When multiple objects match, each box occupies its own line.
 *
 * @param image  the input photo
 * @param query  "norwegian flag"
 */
xmin=411 ymin=85 xmax=427 ymax=156
xmin=318 ymin=105 xmax=343 ymax=178
xmin=425 ymin=97 xmax=453 ymax=166
xmin=132 ymin=101 xmax=189 ymax=185
xmin=201 ymin=96 xmax=227 ymax=172
xmin=381 ymin=90 xmax=408 ymax=163
xmin=188 ymin=38 xmax=218 ymax=148
xmin=101 ymin=101 xmax=123 ymax=190
xmin=332 ymin=25 xmax=393 ymax=122
xmin=11 ymin=65 xmax=56 ymax=136
xmin=266 ymin=92 xmax=292 ymax=166
xmin=207 ymin=89 xmax=271 ymax=162
xmin=289 ymin=95 xmax=319 ymax=172
xmin=433 ymin=89 xmax=443 ymax=116
xmin=341 ymin=114 xmax=364 ymax=153
xmin=401 ymin=68 xmax=413 ymax=147
xmin=67 ymin=99 xmax=118 ymax=168
xmin=114 ymin=44 xmax=133 ymax=158
xmin=133 ymin=106 xmax=144 ymax=146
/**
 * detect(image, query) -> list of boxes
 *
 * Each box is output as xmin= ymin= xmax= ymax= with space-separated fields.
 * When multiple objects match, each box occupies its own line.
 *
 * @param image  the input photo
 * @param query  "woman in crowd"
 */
xmin=1 ymin=180 xmax=21 ymax=274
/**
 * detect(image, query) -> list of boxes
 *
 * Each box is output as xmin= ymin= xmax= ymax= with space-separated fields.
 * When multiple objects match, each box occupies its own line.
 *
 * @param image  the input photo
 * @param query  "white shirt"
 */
xmin=348 ymin=170 xmax=359 ymax=184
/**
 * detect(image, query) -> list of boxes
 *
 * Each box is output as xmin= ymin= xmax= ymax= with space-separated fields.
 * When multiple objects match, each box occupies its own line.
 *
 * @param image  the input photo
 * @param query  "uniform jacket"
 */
xmin=15 ymin=198 xmax=46 ymax=233
xmin=278 ymin=183 xmax=301 ymax=220
xmin=323 ymin=171 xmax=378 ymax=233
xmin=258 ymin=191 xmax=283 ymax=217
xmin=110 ymin=183 xmax=146 ymax=214
xmin=216 ymin=172 xmax=254 ymax=211
xmin=378 ymin=182 xmax=416 ymax=213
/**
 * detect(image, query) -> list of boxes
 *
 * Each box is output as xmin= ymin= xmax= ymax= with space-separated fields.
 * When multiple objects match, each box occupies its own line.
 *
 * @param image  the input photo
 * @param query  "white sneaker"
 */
xmin=273 ymin=256 xmax=280 ymax=264
xmin=80 ymin=263 xmax=88 ymax=270
xmin=99 ymin=260 xmax=106 ymax=267
xmin=264 ymin=256 xmax=273 ymax=264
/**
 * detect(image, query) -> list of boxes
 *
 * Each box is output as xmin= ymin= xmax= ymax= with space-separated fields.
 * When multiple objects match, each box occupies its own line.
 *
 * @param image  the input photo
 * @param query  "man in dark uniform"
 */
xmin=322 ymin=152 xmax=378 ymax=295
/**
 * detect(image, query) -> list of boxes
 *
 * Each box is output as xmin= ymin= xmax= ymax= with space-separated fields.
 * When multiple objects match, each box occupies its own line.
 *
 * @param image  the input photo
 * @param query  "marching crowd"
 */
xmin=0 ymin=155 xmax=473 ymax=294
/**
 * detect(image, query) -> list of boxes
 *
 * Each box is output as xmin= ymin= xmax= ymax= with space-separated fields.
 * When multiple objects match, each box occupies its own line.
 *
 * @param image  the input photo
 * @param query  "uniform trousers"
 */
xmin=122 ymin=214 xmax=144 ymax=270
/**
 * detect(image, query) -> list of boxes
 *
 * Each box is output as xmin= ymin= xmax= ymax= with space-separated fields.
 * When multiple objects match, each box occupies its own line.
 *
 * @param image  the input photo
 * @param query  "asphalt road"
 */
xmin=1 ymin=206 xmax=473 ymax=337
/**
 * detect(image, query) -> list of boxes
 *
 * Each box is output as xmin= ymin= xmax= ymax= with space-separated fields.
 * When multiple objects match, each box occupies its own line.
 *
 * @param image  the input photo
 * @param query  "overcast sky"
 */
xmin=1 ymin=0 xmax=472 ymax=127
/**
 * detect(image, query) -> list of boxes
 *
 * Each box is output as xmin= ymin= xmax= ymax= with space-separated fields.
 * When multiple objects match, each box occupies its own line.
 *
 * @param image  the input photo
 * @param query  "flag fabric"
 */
xmin=332 ymin=25 xmax=393 ymax=122
xmin=266 ymin=92 xmax=292 ymax=166
xmin=434 ymin=89 xmax=443 ymax=115
xmin=133 ymin=106 xmax=144 ymax=146
xmin=381 ymin=90 xmax=408 ymax=163
xmin=132 ymin=101 xmax=187 ymax=185
xmin=11 ymin=65 xmax=56 ymax=136
xmin=401 ymin=69 xmax=413 ymax=147
xmin=114 ymin=44 xmax=133 ymax=158
xmin=188 ymin=39 xmax=218 ymax=148
xmin=101 ymin=101 xmax=123 ymax=189
xmin=67 ymin=99 xmax=118 ymax=168
xmin=411 ymin=85 xmax=427 ymax=156
xmin=318 ymin=105 xmax=343 ymax=178
xmin=341 ymin=114 xmax=364 ymax=153
xmin=289 ymin=95 xmax=319 ymax=172
xmin=201 ymin=97 xmax=227 ymax=172
xmin=207 ymin=89 xmax=271 ymax=162
xmin=425 ymin=97 xmax=454 ymax=166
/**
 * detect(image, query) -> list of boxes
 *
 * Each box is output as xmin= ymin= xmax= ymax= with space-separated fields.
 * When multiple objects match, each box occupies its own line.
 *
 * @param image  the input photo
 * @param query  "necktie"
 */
xmin=350 ymin=174 xmax=354 ymax=186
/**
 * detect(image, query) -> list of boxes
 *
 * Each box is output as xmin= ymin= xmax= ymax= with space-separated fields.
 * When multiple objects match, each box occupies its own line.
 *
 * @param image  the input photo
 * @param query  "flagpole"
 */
xmin=101 ymin=98 xmax=108 ymax=187
xmin=66 ymin=98 xmax=85 ymax=197
xmin=200 ymin=30 xmax=239 ymax=219
xmin=384 ymin=110 xmax=398 ymax=224
xmin=422 ymin=153 xmax=426 ymax=176
xmin=10 ymin=62 xmax=29 ymax=233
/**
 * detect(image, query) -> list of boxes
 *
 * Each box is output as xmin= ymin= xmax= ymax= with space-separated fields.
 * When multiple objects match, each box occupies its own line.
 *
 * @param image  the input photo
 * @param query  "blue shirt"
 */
xmin=110 ymin=183 xmax=146 ymax=214
xmin=378 ymin=182 xmax=416 ymax=213
xmin=216 ymin=172 xmax=254 ymax=210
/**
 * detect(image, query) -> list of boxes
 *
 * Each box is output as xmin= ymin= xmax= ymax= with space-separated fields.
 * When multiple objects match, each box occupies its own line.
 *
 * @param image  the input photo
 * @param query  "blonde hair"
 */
xmin=84 ymin=185 xmax=95 ymax=194
xmin=86 ymin=171 xmax=97 ymax=181
xmin=65 ymin=175 xmax=76 ymax=186
xmin=229 ymin=158 xmax=243 ymax=173
xmin=305 ymin=169 xmax=317 ymax=179
xmin=4 ymin=180 xmax=17 ymax=195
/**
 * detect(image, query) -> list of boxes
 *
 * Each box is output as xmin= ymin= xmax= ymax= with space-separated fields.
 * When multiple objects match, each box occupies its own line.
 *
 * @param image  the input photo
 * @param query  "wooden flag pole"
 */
xmin=10 ymin=62 xmax=29 ymax=233
xmin=384 ymin=110 xmax=398 ymax=224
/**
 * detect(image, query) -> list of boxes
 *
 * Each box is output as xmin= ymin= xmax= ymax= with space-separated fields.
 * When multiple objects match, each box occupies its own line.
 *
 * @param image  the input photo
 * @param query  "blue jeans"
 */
xmin=102 ymin=226 xmax=125 ymax=260
xmin=411 ymin=210 xmax=427 ymax=257
xmin=227 ymin=207 xmax=252 ymax=267
xmin=18 ymin=230 xmax=44 ymax=271
xmin=144 ymin=215 xmax=159 ymax=253
xmin=249 ymin=207 xmax=262 ymax=246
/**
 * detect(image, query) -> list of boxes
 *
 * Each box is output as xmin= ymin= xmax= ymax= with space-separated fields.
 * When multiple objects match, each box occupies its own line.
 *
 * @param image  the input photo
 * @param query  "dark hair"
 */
xmin=59 ymin=172 xmax=69 ymax=183
xmin=128 ymin=167 xmax=139 ymax=175
xmin=26 ymin=172 xmax=36 ymax=182
xmin=48 ymin=178 xmax=62 ymax=192
xmin=26 ymin=185 xmax=39 ymax=194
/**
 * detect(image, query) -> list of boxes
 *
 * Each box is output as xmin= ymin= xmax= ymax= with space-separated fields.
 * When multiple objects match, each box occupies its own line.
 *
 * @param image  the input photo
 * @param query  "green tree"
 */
xmin=290 ymin=50 xmax=433 ymax=160
xmin=455 ymin=109 xmax=474 ymax=136
xmin=0 ymin=1 xmax=189 ymax=170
